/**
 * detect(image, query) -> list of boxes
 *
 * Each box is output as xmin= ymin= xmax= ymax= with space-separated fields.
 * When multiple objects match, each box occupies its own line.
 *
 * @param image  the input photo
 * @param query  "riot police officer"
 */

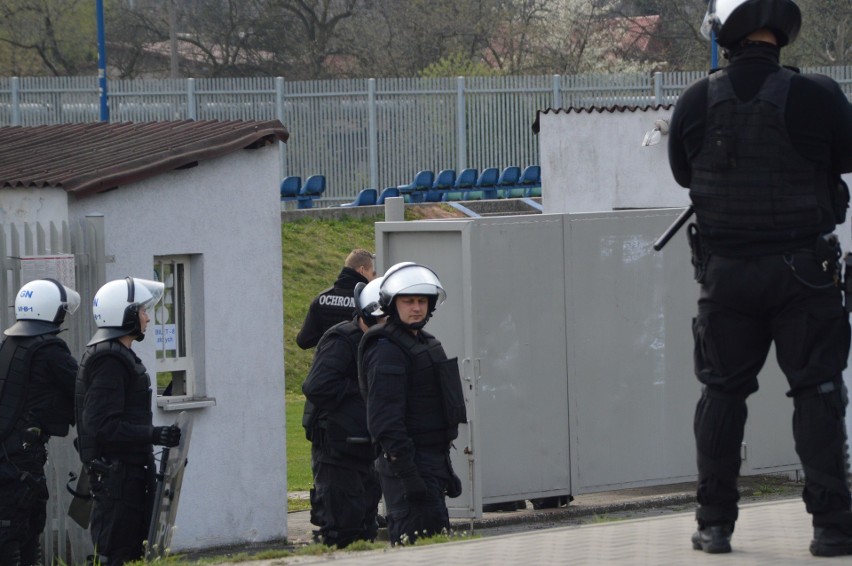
xmin=296 ymin=249 xmax=376 ymax=349
xmin=358 ymin=262 xmax=466 ymax=545
xmin=302 ymin=276 xmax=385 ymax=548
xmin=75 ymin=277 xmax=181 ymax=566
xmin=0 ymin=279 xmax=79 ymax=566
xmin=668 ymin=0 xmax=852 ymax=556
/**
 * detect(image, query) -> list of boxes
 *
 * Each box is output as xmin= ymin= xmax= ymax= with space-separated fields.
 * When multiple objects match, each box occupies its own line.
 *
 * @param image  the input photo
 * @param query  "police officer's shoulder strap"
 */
xmin=325 ymin=319 xmax=363 ymax=358
xmin=81 ymin=341 xmax=137 ymax=385
xmin=708 ymin=66 xmax=796 ymax=111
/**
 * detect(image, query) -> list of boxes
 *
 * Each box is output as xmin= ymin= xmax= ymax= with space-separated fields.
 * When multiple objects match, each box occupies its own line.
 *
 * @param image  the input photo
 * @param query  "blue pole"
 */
xmin=97 ymin=0 xmax=109 ymax=122
xmin=711 ymin=31 xmax=719 ymax=69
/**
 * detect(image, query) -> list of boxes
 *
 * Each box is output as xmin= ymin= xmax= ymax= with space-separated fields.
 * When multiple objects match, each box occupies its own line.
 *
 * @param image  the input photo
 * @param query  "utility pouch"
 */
xmin=844 ymin=253 xmax=852 ymax=313
xmin=687 ymin=223 xmax=708 ymax=283
xmin=435 ymin=357 xmax=468 ymax=426
xmin=815 ymin=234 xmax=842 ymax=285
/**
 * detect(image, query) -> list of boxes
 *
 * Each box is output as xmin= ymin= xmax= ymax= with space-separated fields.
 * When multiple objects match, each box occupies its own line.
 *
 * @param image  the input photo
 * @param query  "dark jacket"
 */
xmin=301 ymin=319 xmax=373 ymax=463
xmin=296 ymin=267 xmax=368 ymax=349
xmin=668 ymin=43 xmax=852 ymax=256
xmin=75 ymin=341 xmax=154 ymax=466
xmin=360 ymin=321 xmax=455 ymax=459
xmin=0 ymin=335 xmax=77 ymax=456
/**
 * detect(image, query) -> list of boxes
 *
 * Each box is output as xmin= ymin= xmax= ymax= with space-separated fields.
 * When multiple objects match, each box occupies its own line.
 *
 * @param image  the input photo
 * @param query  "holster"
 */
xmin=815 ymin=233 xmax=842 ymax=285
xmin=88 ymin=458 xmax=124 ymax=500
xmin=687 ymin=223 xmax=707 ymax=283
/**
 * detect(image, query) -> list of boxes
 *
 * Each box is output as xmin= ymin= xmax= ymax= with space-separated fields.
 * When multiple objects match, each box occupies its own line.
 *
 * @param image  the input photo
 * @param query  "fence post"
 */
xmin=653 ymin=72 xmax=663 ymax=106
xmin=187 ymin=78 xmax=197 ymax=120
xmin=368 ymin=78 xmax=378 ymax=192
xmin=11 ymin=77 xmax=20 ymax=126
xmin=552 ymin=74 xmax=562 ymax=109
xmin=456 ymin=76 xmax=466 ymax=171
xmin=276 ymin=77 xmax=286 ymax=179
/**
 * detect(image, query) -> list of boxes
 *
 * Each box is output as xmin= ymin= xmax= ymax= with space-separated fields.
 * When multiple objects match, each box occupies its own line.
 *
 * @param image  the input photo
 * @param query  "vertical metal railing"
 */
xmin=1 ymin=68 xmax=850 ymax=202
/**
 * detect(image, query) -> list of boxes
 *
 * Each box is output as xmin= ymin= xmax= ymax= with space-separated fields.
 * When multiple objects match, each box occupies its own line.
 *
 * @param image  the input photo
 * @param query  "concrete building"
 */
xmin=0 ymin=120 xmax=290 ymax=553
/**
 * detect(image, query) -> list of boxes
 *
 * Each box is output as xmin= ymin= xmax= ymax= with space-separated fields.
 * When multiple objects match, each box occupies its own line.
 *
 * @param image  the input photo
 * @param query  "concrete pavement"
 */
xmin=266 ymin=498 xmax=841 ymax=565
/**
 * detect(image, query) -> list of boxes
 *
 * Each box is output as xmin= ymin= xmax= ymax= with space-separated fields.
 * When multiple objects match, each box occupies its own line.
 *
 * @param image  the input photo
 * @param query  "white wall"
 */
xmin=0 ymin=187 xmax=68 ymax=226
xmin=539 ymin=108 xmax=685 ymax=213
xmin=68 ymin=146 xmax=287 ymax=550
xmin=538 ymin=108 xmax=852 ymax=463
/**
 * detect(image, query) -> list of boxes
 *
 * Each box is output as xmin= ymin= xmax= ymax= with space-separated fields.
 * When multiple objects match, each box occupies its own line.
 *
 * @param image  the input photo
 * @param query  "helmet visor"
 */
xmin=701 ymin=0 xmax=742 ymax=40
xmin=62 ymin=286 xmax=81 ymax=315
xmin=134 ymin=278 xmax=165 ymax=311
xmin=382 ymin=264 xmax=447 ymax=306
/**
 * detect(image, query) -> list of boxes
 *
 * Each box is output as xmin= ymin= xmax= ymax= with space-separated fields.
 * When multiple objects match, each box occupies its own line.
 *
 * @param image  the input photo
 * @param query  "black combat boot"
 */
xmin=810 ymin=527 xmax=852 ymax=557
xmin=691 ymin=523 xmax=733 ymax=553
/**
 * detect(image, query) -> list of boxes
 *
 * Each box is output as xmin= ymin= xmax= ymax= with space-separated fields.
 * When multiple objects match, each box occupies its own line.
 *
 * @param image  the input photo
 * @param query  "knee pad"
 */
xmin=793 ymin=383 xmax=849 ymax=493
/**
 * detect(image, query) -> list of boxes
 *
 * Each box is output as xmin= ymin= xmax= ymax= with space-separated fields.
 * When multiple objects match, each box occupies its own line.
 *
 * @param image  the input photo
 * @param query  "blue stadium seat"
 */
xmin=452 ymin=168 xmax=478 ymax=199
xmin=475 ymin=167 xmax=500 ymax=199
xmin=426 ymin=169 xmax=456 ymax=202
xmin=297 ymin=175 xmax=326 ymax=209
xmin=340 ymin=188 xmax=377 ymax=208
xmin=519 ymin=165 xmax=541 ymax=187
xmin=397 ymin=170 xmax=434 ymax=203
xmin=280 ymin=176 xmax=301 ymax=201
xmin=378 ymin=186 xmax=401 ymax=204
xmin=496 ymin=166 xmax=521 ymax=198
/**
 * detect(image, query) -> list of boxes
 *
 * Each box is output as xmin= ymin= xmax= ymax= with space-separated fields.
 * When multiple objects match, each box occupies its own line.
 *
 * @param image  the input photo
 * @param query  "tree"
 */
xmin=0 ymin=0 xmax=97 ymax=76
xmin=788 ymin=0 xmax=851 ymax=67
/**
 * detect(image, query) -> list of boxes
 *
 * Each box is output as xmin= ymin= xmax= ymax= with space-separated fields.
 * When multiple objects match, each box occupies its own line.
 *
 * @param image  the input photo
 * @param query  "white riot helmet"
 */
xmin=88 ymin=277 xmax=164 ymax=345
xmin=5 ymin=279 xmax=81 ymax=337
xmin=353 ymin=276 xmax=385 ymax=327
xmin=701 ymin=0 xmax=801 ymax=49
xmin=379 ymin=262 xmax=446 ymax=329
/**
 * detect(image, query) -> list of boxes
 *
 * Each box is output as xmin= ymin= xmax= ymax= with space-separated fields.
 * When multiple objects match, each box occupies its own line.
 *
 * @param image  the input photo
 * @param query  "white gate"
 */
xmin=1 ymin=215 xmax=107 ymax=564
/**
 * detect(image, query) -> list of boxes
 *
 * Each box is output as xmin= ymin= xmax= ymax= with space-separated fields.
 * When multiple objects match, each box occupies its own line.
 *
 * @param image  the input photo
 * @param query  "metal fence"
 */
xmin=0 ymin=216 xmax=107 ymax=564
xmin=2 ymin=68 xmax=851 ymax=204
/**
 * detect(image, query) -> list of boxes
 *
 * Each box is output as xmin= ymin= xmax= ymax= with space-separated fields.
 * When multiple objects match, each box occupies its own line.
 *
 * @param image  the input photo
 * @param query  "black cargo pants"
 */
xmin=692 ymin=251 xmax=851 ymax=527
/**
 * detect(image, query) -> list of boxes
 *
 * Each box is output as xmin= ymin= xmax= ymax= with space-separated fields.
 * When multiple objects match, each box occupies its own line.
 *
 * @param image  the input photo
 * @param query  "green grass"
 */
xmin=286 ymin=396 xmax=312 ymax=491
xmin=282 ymin=216 xmax=380 ymax=395
xmin=282 ymin=216 xmax=379 ymax=503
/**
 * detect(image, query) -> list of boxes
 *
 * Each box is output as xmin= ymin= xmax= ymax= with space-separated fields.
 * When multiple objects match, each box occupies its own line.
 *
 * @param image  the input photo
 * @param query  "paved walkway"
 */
xmin=256 ymin=498 xmax=842 ymax=565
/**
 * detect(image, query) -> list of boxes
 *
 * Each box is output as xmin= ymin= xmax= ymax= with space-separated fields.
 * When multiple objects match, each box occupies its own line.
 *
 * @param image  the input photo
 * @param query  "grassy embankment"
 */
xmin=282 ymin=216 xmax=379 ymax=504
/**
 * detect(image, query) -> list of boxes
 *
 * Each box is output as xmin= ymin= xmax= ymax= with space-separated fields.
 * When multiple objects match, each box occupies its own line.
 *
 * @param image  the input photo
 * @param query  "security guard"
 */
xmin=302 ymin=276 xmax=385 ymax=548
xmin=668 ymin=0 xmax=852 ymax=556
xmin=75 ymin=277 xmax=181 ymax=566
xmin=0 ymin=279 xmax=79 ymax=566
xmin=358 ymin=262 xmax=465 ymax=545
xmin=296 ymin=249 xmax=376 ymax=349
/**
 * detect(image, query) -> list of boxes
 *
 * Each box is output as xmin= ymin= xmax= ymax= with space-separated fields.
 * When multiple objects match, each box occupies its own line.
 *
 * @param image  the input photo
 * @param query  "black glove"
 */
xmin=446 ymin=472 xmax=463 ymax=498
xmin=151 ymin=425 xmax=181 ymax=447
xmin=400 ymin=472 xmax=429 ymax=502
xmin=389 ymin=457 xmax=429 ymax=502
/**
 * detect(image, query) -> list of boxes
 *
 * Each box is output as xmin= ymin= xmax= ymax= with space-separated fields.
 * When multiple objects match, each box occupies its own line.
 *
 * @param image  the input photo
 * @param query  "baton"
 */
xmin=653 ymin=206 xmax=695 ymax=251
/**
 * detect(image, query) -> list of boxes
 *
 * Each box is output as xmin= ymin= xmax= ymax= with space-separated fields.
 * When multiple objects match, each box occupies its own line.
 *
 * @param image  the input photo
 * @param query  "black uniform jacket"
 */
xmin=296 ymin=267 xmax=368 ymax=349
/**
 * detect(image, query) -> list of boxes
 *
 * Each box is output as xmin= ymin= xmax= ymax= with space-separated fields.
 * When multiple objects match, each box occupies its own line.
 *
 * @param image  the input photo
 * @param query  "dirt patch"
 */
xmin=405 ymin=204 xmax=467 ymax=220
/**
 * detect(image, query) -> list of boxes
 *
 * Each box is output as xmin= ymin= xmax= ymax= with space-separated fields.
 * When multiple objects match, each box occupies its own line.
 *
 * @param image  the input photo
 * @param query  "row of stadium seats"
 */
xmin=395 ymin=166 xmax=541 ymax=203
xmin=279 ymin=175 xmax=326 ymax=209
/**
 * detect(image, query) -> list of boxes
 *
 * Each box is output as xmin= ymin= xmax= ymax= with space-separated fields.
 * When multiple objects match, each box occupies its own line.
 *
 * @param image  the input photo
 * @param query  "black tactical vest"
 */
xmin=74 ymin=341 xmax=152 ymax=464
xmin=301 ymin=321 xmax=360 ymax=433
xmin=359 ymin=322 xmax=459 ymax=448
xmin=0 ymin=333 xmax=70 ymax=443
xmin=304 ymin=320 xmax=374 ymax=461
xmin=690 ymin=68 xmax=834 ymax=234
